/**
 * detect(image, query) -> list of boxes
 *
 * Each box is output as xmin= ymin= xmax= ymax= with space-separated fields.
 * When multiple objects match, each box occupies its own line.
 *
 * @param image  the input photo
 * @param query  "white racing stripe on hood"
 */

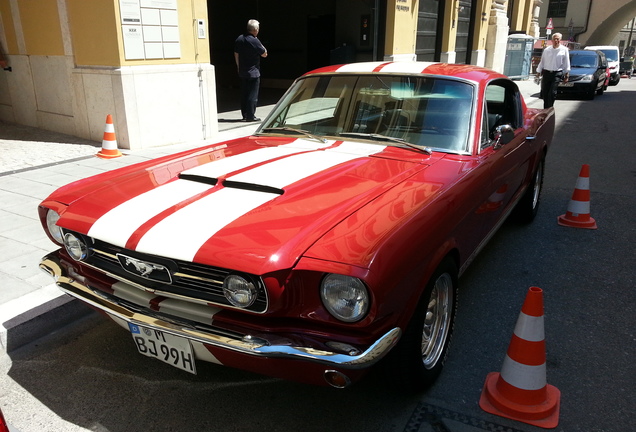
xmin=182 ymin=140 xmax=333 ymax=178
xmin=230 ymin=141 xmax=387 ymax=189
xmin=87 ymin=180 xmax=212 ymax=247
xmin=134 ymin=141 xmax=387 ymax=262
xmin=135 ymin=187 xmax=276 ymax=261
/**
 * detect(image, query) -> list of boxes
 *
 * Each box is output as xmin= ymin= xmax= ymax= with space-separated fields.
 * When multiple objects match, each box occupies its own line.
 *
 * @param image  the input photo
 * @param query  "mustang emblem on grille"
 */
xmin=116 ymin=254 xmax=173 ymax=284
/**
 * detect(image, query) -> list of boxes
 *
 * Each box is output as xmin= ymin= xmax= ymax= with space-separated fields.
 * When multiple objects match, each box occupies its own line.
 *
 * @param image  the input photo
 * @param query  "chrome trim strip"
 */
xmin=40 ymin=253 xmax=401 ymax=369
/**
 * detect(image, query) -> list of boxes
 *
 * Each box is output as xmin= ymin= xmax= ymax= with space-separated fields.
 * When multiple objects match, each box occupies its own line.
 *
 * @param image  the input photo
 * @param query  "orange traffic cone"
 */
xmin=479 ymin=287 xmax=560 ymax=429
xmin=557 ymin=164 xmax=596 ymax=229
xmin=97 ymin=114 xmax=122 ymax=159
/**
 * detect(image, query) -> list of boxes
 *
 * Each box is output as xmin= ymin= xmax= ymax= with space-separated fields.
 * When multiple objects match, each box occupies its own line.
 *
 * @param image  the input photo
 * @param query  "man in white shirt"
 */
xmin=536 ymin=33 xmax=570 ymax=108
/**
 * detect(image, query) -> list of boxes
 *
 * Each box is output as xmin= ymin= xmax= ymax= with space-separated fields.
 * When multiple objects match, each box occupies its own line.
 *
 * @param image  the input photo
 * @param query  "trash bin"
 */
xmin=504 ymin=34 xmax=535 ymax=80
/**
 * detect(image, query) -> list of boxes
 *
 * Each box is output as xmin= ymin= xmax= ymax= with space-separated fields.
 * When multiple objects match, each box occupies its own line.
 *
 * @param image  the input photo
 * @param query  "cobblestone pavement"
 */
xmin=0 ymin=121 xmax=100 ymax=174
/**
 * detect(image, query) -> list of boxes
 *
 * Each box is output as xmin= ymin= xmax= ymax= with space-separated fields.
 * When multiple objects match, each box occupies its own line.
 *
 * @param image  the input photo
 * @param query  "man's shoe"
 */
xmin=246 ymin=117 xmax=261 ymax=122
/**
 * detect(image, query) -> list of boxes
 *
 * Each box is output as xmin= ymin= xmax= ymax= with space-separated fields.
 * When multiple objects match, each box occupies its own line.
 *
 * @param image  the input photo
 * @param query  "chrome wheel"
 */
xmin=383 ymin=258 xmax=457 ymax=390
xmin=512 ymin=158 xmax=544 ymax=223
xmin=421 ymin=273 xmax=453 ymax=369
xmin=530 ymin=160 xmax=544 ymax=211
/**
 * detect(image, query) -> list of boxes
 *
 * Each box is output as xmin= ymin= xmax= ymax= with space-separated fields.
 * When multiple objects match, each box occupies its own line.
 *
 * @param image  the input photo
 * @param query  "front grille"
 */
xmin=79 ymin=236 xmax=268 ymax=313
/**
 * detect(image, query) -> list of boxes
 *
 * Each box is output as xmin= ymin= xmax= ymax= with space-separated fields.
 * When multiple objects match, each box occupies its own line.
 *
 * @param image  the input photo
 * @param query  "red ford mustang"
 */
xmin=39 ymin=62 xmax=554 ymax=390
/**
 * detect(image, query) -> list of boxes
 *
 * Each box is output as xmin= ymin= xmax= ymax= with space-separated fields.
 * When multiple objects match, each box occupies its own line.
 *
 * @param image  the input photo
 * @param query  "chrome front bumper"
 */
xmin=40 ymin=252 xmax=401 ymax=370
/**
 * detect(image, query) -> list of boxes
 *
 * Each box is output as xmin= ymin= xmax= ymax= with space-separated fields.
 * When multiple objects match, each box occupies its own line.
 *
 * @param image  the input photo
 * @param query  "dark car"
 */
xmin=558 ymin=50 xmax=607 ymax=100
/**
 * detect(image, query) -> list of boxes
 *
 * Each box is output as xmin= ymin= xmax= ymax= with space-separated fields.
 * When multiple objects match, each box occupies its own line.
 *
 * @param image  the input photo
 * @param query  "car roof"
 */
xmin=585 ymin=45 xmax=618 ymax=50
xmin=303 ymin=61 xmax=508 ymax=87
xmin=570 ymin=50 xmax=599 ymax=55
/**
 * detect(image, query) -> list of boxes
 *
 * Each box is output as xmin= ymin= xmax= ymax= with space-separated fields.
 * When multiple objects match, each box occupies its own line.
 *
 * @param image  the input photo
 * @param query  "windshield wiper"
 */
xmin=338 ymin=132 xmax=432 ymax=154
xmin=259 ymin=127 xmax=327 ymax=143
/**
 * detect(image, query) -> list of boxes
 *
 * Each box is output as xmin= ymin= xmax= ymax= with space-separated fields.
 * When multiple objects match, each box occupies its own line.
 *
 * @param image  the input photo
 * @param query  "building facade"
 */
xmin=536 ymin=0 xmax=636 ymax=47
xmin=0 ymin=0 xmax=544 ymax=149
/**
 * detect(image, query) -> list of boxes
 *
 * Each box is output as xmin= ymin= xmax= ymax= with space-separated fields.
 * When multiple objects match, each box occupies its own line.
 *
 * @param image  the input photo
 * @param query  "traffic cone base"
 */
xmin=480 ymin=372 xmax=561 ymax=429
xmin=96 ymin=150 xmax=123 ymax=159
xmin=97 ymin=114 xmax=122 ymax=159
xmin=557 ymin=214 xmax=597 ymax=229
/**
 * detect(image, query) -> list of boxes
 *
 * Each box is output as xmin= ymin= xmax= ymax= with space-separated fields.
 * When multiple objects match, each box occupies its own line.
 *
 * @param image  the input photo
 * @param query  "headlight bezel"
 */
xmin=223 ymin=273 xmax=260 ymax=308
xmin=63 ymin=232 xmax=91 ymax=261
xmin=320 ymin=274 xmax=370 ymax=323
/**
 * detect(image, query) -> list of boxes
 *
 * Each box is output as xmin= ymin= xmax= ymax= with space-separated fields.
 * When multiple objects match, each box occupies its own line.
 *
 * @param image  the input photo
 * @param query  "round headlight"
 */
xmin=223 ymin=274 xmax=258 ymax=308
xmin=320 ymin=274 xmax=369 ymax=322
xmin=46 ymin=209 xmax=64 ymax=244
xmin=63 ymin=232 xmax=89 ymax=261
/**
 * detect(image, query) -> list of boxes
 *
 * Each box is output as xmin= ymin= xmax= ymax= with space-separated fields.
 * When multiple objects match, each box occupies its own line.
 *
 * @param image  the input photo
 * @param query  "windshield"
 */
xmin=600 ymin=49 xmax=618 ymax=62
xmin=259 ymin=74 xmax=475 ymax=154
xmin=570 ymin=53 xmax=598 ymax=68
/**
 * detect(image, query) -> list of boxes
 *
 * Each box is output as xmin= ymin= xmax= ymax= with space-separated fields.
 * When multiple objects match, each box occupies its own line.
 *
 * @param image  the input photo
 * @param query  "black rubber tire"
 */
xmin=512 ymin=158 xmax=545 ymax=223
xmin=383 ymin=258 xmax=458 ymax=392
xmin=596 ymin=81 xmax=604 ymax=95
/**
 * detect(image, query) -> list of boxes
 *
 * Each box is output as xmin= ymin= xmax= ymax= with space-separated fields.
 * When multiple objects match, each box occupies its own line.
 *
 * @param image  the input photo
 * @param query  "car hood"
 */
xmin=51 ymin=137 xmax=432 ymax=274
xmin=569 ymin=66 xmax=598 ymax=76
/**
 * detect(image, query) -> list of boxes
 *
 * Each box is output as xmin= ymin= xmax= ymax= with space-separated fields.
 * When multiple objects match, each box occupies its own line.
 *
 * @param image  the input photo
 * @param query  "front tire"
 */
xmin=385 ymin=258 xmax=458 ymax=391
xmin=596 ymin=81 xmax=604 ymax=95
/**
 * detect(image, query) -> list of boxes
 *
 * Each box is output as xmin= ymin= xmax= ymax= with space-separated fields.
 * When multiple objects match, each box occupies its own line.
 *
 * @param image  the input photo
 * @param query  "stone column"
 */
xmin=529 ymin=0 xmax=542 ymax=38
xmin=485 ymin=0 xmax=509 ymax=73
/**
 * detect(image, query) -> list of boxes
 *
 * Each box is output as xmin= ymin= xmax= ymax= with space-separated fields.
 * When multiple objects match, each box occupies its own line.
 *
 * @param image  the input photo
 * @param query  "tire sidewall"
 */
xmin=385 ymin=258 xmax=458 ymax=391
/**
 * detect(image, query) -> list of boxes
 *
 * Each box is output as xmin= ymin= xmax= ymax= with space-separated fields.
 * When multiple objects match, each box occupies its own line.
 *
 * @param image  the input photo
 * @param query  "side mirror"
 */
xmin=493 ymin=124 xmax=515 ymax=148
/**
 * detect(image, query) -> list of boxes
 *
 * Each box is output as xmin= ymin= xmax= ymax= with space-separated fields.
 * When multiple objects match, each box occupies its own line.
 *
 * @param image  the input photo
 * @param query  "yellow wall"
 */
xmin=510 ymin=0 xmax=528 ymax=32
xmin=441 ymin=0 xmax=457 ymax=51
xmin=473 ymin=0 xmax=492 ymax=51
xmin=384 ymin=0 xmax=418 ymax=56
xmin=19 ymin=0 xmax=64 ymax=55
xmin=0 ymin=0 xmax=18 ymax=53
xmin=66 ymin=0 xmax=209 ymax=67
xmin=67 ymin=0 xmax=120 ymax=66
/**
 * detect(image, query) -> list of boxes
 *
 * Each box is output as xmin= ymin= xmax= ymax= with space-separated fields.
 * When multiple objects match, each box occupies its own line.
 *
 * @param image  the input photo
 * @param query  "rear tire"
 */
xmin=512 ymin=157 xmax=544 ymax=223
xmin=384 ymin=258 xmax=458 ymax=391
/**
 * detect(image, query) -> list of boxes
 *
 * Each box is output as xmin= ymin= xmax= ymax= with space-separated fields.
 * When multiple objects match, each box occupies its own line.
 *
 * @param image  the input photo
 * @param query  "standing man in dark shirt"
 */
xmin=234 ymin=19 xmax=268 ymax=122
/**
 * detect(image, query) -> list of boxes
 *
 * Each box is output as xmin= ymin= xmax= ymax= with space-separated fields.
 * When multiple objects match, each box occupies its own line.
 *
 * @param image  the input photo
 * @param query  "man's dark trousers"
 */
xmin=241 ymin=77 xmax=260 ymax=120
xmin=540 ymin=70 xmax=562 ymax=109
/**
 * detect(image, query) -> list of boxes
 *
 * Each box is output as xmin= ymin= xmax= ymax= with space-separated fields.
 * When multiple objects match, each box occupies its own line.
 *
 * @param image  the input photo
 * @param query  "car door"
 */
xmin=475 ymin=80 xmax=534 ymax=231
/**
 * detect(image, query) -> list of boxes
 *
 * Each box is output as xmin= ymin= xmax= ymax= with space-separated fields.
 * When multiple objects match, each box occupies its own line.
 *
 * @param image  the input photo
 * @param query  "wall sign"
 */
xmin=120 ymin=0 xmax=181 ymax=60
xmin=396 ymin=0 xmax=410 ymax=12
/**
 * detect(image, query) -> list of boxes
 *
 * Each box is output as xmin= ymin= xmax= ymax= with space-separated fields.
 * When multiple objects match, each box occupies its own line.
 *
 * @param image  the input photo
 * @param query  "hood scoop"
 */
xmin=179 ymin=173 xmax=284 ymax=195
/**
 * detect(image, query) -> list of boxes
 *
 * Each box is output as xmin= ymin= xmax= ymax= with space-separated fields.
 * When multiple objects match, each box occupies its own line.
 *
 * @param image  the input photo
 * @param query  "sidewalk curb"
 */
xmin=1 ymin=285 xmax=94 ymax=356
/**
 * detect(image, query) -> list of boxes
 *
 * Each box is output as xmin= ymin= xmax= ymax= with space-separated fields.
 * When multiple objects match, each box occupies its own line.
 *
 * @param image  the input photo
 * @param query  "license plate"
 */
xmin=128 ymin=323 xmax=197 ymax=374
xmin=558 ymin=82 xmax=573 ymax=87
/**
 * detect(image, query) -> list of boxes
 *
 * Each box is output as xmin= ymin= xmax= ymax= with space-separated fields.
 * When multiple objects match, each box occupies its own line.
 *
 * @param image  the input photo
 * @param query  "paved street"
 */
xmin=1 ymin=77 xmax=635 ymax=431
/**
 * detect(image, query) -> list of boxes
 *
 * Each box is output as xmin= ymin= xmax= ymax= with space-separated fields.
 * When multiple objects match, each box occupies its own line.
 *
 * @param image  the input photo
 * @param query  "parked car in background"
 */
xmin=585 ymin=45 xmax=620 ymax=85
xmin=39 ymin=62 xmax=555 ymax=391
xmin=559 ymin=50 xmax=608 ymax=99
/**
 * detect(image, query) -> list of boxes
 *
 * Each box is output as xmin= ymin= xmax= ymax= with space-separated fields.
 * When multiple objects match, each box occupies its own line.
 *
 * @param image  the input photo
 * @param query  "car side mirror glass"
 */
xmin=493 ymin=124 xmax=515 ymax=148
